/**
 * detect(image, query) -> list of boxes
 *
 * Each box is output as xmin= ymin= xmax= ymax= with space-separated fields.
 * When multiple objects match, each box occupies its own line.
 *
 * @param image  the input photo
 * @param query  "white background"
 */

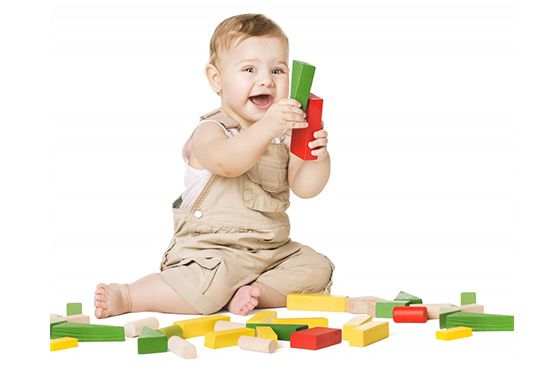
xmin=1 ymin=0 xmax=548 ymax=365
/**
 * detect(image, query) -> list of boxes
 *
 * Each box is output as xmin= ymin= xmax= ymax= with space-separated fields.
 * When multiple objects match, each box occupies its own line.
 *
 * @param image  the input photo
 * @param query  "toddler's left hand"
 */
xmin=308 ymin=128 xmax=329 ymax=160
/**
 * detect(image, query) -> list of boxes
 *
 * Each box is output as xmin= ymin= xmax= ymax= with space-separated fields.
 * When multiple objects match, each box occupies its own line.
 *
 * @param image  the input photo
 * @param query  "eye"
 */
xmin=243 ymin=67 xmax=255 ymax=73
xmin=272 ymin=68 xmax=285 ymax=75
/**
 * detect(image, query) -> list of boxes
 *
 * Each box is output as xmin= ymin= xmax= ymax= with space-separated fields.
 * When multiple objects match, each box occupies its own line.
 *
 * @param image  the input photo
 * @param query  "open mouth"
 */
xmin=249 ymin=94 xmax=272 ymax=108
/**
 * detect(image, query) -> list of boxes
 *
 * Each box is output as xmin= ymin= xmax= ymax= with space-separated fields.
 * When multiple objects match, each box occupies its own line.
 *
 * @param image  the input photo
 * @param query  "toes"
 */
xmin=250 ymin=287 xmax=261 ymax=298
xmin=95 ymin=294 xmax=107 ymax=302
xmin=249 ymin=297 xmax=259 ymax=307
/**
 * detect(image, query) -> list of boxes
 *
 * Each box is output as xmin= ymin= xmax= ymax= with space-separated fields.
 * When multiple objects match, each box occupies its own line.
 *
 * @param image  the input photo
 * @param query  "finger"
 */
xmin=286 ymin=105 xmax=306 ymax=117
xmin=309 ymin=138 xmax=328 ymax=149
xmin=284 ymin=112 xmax=306 ymax=122
xmin=292 ymin=121 xmax=309 ymax=129
xmin=313 ymin=130 xmax=328 ymax=139
xmin=278 ymin=98 xmax=301 ymax=108
xmin=312 ymin=147 xmax=327 ymax=157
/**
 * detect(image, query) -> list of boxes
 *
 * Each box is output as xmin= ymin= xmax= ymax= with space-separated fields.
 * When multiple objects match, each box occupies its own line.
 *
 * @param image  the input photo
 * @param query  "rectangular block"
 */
xmin=446 ymin=312 xmax=514 ymax=331
xmin=375 ymin=301 xmax=410 ymax=318
xmin=290 ymin=327 xmax=342 ymax=350
xmin=173 ymin=315 xmax=230 ymax=339
xmin=348 ymin=321 xmax=389 ymax=347
xmin=214 ymin=321 xmax=245 ymax=332
xmin=50 ymin=315 xmax=67 ymax=339
xmin=290 ymin=94 xmax=323 ymax=160
xmin=439 ymin=307 xmax=462 ymax=329
xmin=287 ymin=294 xmax=348 ymax=312
xmin=394 ymin=291 xmax=423 ymax=305
xmin=51 ymin=322 xmax=125 ymax=342
xmin=50 ymin=337 xmax=78 ymax=352
xmin=290 ymin=60 xmax=315 ymax=112
xmin=138 ymin=327 xmax=167 ymax=354
xmin=461 ymin=292 xmax=477 ymax=305
xmin=346 ymin=296 xmax=385 ymax=315
xmin=66 ymin=314 xmax=90 ymax=324
xmin=246 ymin=310 xmax=277 ymax=325
xmin=273 ymin=318 xmax=328 ymax=329
xmin=204 ymin=327 xmax=255 ymax=349
xmin=436 ymin=326 xmax=473 ymax=341
xmin=460 ymin=304 xmax=484 ymax=313
xmin=420 ymin=304 xmax=455 ymax=319
xmin=66 ymin=303 xmax=82 ymax=316
xmin=246 ymin=323 xmax=308 ymax=341
xmin=256 ymin=326 xmax=278 ymax=347
xmin=343 ymin=315 xmax=372 ymax=340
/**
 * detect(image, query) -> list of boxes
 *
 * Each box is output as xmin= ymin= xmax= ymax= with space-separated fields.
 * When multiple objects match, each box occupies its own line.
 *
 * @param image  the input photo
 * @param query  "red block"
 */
xmin=290 ymin=93 xmax=323 ymax=160
xmin=392 ymin=306 xmax=428 ymax=323
xmin=290 ymin=327 xmax=341 ymax=350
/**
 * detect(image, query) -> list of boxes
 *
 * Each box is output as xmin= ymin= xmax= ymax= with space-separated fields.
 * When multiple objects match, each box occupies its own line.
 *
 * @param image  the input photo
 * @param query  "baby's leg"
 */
xmin=251 ymin=281 xmax=286 ymax=308
xmin=94 ymin=273 xmax=200 ymax=319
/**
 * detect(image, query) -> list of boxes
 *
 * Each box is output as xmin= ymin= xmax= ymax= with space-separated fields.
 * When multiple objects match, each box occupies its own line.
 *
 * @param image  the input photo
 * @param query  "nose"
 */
xmin=256 ymin=71 xmax=274 ymax=88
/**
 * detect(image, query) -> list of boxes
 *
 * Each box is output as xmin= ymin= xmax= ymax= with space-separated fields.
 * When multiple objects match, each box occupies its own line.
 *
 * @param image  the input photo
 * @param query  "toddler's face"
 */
xmin=209 ymin=36 xmax=289 ymax=127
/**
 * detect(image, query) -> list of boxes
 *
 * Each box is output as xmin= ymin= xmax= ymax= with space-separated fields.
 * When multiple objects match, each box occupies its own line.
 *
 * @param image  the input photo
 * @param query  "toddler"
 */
xmin=95 ymin=14 xmax=334 ymax=318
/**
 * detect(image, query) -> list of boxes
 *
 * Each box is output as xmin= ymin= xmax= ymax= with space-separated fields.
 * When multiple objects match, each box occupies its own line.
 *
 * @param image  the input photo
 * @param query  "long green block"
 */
xmin=66 ymin=303 xmax=82 ymax=316
xmin=246 ymin=323 xmax=308 ymax=341
xmin=375 ymin=301 xmax=410 ymax=318
xmin=51 ymin=322 xmax=125 ymax=341
xmin=446 ymin=312 xmax=514 ymax=331
xmin=138 ymin=327 xmax=168 ymax=354
xmin=50 ymin=315 xmax=67 ymax=338
xmin=439 ymin=307 xmax=461 ymax=328
xmin=461 ymin=292 xmax=476 ymax=305
xmin=394 ymin=291 xmax=423 ymax=305
xmin=290 ymin=60 xmax=315 ymax=112
xmin=157 ymin=325 xmax=182 ymax=338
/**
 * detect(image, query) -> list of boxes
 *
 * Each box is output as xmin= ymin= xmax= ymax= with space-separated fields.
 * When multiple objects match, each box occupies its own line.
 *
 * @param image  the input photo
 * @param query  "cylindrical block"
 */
xmin=238 ymin=336 xmax=276 ymax=353
xmin=124 ymin=317 xmax=159 ymax=338
xmin=168 ymin=336 xmax=197 ymax=359
xmin=393 ymin=306 xmax=428 ymax=323
xmin=214 ymin=321 xmax=246 ymax=331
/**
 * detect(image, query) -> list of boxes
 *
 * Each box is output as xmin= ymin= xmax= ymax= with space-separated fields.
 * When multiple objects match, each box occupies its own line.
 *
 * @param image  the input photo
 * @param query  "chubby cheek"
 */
xmin=276 ymin=79 xmax=290 ymax=100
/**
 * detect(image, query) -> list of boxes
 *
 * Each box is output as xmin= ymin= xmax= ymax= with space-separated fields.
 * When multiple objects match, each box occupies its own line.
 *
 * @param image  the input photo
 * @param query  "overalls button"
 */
xmin=193 ymin=210 xmax=203 ymax=219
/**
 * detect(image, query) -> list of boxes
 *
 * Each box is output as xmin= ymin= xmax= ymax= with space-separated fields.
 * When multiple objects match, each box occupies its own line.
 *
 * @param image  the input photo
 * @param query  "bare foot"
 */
xmin=225 ymin=285 xmax=261 ymax=316
xmin=94 ymin=283 xmax=131 ymax=319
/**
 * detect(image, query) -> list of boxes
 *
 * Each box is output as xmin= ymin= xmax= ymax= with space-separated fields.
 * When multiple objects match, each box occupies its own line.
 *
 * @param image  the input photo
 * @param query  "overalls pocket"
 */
xmin=177 ymin=256 xmax=222 ymax=295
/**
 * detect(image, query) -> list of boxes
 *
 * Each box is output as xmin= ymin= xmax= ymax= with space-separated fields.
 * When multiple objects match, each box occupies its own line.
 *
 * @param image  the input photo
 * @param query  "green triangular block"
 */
xmin=138 ymin=327 xmax=168 ymax=354
xmin=394 ymin=291 xmax=423 ymax=305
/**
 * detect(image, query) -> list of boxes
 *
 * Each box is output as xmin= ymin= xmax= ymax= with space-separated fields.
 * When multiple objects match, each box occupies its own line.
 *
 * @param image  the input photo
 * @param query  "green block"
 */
xmin=446 ymin=312 xmax=514 ymax=331
xmin=394 ymin=291 xmax=423 ymax=305
xmin=66 ymin=303 xmax=82 ymax=316
xmin=138 ymin=327 xmax=168 ymax=354
xmin=157 ymin=325 xmax=182 ymax=338
xmin=246 ymin=323 xmax=308 ymax=341
xmin=50 ymin=315 xmax=67 ymax=339
xmin=51 ymin=322 xmax=125 ymax=342
xmin=290 ymin=60 xmax=315 ymax=112
xmin=439 ymin=307 xmax=461 ymax=329
xmin=375 ymin=301 xmax=410 ymax=318
xmin=461 ymin=292 xmax=476 ymax=305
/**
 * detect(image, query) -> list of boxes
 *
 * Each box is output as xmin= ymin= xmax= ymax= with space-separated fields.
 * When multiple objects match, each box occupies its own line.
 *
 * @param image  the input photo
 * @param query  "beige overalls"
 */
xmin=159 ymin=109 xmax=335 ymax=315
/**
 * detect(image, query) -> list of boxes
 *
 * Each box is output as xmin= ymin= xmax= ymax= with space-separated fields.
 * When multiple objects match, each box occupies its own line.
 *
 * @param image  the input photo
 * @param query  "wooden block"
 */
xmin=461 ymin=292 xmax=477 ymax=305
xmin=346 ymin=296 xmax=385 ymax=315
xmin=50 ymin=315 xmax=67 ymax=338
xmin=348 ymin=321 xmax=389 ymax=347
xmin=124 ymin=317 xmax=159 ymax=338
xmin=246 ymin=310 xmax=277 ymax=325
xmin=290 ymin=60 xmax=315 ymax=111
xmin=138 ymin=327 xmax=167 ymax=354
xmin=157 ymin=325 xmax=183 ymax=338
xmin=214 ymin=321 xmax=245 ymax=331
xmin=173 ymin=314 xmax=230 ymax=339
xmin=256 ymin=326 xmax=278 ymax=347
xmin=394 ymin=291 xmax=423 ymax=305
xmin=50 ymin=337 xmax=78 ymax=352
xmin=393 ymin=306 xmax=428 ymax=323
xmin=246 ymin=323 xmax=308 ymax=341
xmin=204 ymin=327 xmax=255 ymax=349
xmin=290 ymin=327 xmax=342 ymax=350
xmin=168 ymin=335 xmax=197 ymax=359
xmin=238 ymin=336 xmax=277 ymax=353
xmin=343 ymin=315 xmax=372 ymax=340
xmin=420 ymin=304 xmax=455 ymax=319
xmin=436 ymin=326 xmax=473 ymax=341
xmin=51 ymin=322 xmax=125 ymax=342
xmin=287 ymin=294 xmax=348 ymax=312
xmin=446 ymin=312 xmax=514 ymax=331
xmin=290 ymin=94 xmax=324 ymax=160
xmin=66 ymin=314 xmax=90 ymax=324
xmin=460 ymin=304 xmax=485 ymax=313
xmin=66 ymin=303 xmax=82 ymax=316
xmin=375 ymin=301 xmax=410 ymax=318
xmin=439 ymin=307 xmax=462 ymax=329
xmin=273 ymin=317 xmax=328 ymax=328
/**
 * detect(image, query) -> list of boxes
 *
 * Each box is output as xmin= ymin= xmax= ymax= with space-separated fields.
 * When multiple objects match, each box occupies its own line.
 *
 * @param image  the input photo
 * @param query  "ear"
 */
xmin=205 ymin=63 xmax=222 ymax=95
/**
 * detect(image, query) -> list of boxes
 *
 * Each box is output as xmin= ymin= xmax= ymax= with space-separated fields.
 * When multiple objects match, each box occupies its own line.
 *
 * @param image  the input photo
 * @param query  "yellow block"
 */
xmin=436 ymin=326 xmax=473 ymax=341
xmin=50 ymin=337 xmax=78 ymax=351
xmin=287 ymin=294 xmax=348 ymax=312
xmin=246 ymin=310 xmax=277 ymax=325
xmin=348 ymin=321 xmax=389 ymax=347
xmin=173 ymin=315 xmax=230 ymax=339
xmin=272 ymin=317 xmax=328 ymax=328
xmin=343 ymin=315 xmax=372 ymax=340
xmin=204 ymin=327 xmax=255 ymax=349
xmin=256 ymin=326 xmax=278 ymax=348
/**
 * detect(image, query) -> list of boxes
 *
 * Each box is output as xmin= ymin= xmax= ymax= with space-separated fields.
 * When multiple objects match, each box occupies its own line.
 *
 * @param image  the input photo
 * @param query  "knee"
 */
xmin=304 ymin=254 xmax=335 ymax=293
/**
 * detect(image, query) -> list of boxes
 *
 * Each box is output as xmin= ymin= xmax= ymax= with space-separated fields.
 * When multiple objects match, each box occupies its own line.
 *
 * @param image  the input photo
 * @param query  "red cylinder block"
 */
xmin=392 ymin=306 xmax=428 ymax=323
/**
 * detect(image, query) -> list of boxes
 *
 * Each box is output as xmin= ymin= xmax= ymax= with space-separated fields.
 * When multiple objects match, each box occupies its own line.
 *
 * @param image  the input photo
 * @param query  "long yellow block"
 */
xmin=246 ymin=310 xmax=277 ymax=324
xmin=272 ymin=317 xmax=328 ymax=328
xmin=50 ymin=337 xmax=78 ymax=351
xmin=348 ymin=321 xmax=389 ymax=347
xmin=287 ymin=294 xmax=348 ymax=312
xmin=204 ymin=327 xmax=255 ymax=349
xmin=256 ymin=327 xmax=278 ymax=348
xmin=343 ymin=315 xmax=372 ymax=340
xmin=173 ymin=315 xmax=230 ymax=339
xmin=436 ymin=326 xmax=473 ymax=341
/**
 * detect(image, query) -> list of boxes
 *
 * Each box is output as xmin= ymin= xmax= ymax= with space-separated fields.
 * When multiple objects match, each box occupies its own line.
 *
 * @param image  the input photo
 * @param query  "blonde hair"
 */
xmin=208 ymin=14 xmax=288 ymax=67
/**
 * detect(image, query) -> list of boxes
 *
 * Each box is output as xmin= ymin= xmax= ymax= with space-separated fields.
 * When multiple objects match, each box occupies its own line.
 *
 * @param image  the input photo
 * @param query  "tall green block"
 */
xmin=375 ymin=301 xmax=411 ymax=318
xmin=245 ymin=323 xmax=308 ymax=341
xmin=138 ymin=327 xmax=167 ymax=354
xmin=290 ymin=60 xmax=315 ymax=112
xmin=66 ymin=303 xmax=82 ymax=316
xmin=461 ymin=292 xmax=476 ymax=305
xmin=394 ymin=291 xmax=423 ymax=305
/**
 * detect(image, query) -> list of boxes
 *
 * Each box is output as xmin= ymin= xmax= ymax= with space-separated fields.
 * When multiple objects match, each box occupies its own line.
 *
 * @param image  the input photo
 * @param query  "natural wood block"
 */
xmin=460 ymin=304 xmax=484 ymax=313
xmin=204 ymin=328 xmax=255 ymax=349
xmin=124 ymin=317 xmax=159 ymax=338
xmin=256 ymin=326 xmax=278 ymax=347
xmin=287 ymin=294 xmax=348 ymax=312
xmin=348 ymin=321 xmax=389 ymax=347
xmin=214 ymin=321 xmax=245 ymax=331
xmin=436 ymin=326 xmax=473 ymax=341
xmin=346 ymin=296 xmax=385 ymax=315
xmin=168 ymin=336 xmax=197 ymax=359
xmin=50 ymin=337 xmax=78 ymax=352
xmin=343 ymin=315 xmax=372 ymax=340
xmin=420 ymin=304 xmax=455 ymax=319
xmin=238 ymin=336 xmax=277 ymax=353
xmin=66 ymin=314 xmax=90 ymax=324
xmin=173 ymin=315 xmax=230 ymax=339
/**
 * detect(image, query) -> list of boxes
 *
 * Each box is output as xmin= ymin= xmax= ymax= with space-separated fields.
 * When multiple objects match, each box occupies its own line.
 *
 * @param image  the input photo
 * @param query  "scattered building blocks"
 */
xmin=348 ymin=321 xmax=389 ymax=347
xmin=461 ymin=292 xmax=477 ymax=305
xmin=157 ymin=325 xmax=183 ymax=338
xmin=168 ymin=335 xmax=197 ymax=359
xmin=343 ymin=315 xmax=372 ymax=340
xmin=290 ymin=94 xmax=324 ymax=160
xmin=256 ymin=326 xmax=278 ymax=347
xmin=439 ymin=307 xmax=462 ymax=329
xmin=436 ymin=326 xmax=473 ymax=341
xmin=173 ymin=314 xmax=230 ymax=339
xmin=346 ymin=296 xmax=386 ymax=315
xmin=246 ymin=310 xmax=277 ymax=325
xmin=124 ymin=317 xmax=159 ymax=338
xmin=393 ymin=306 xmax=428 ymax=323
xmin=445 ymin=312 xmax=514 ymax=331
xmin=460 ymin=304 xmax=485 ymax=313
xmin=66 ymin=303 xmax=82 ymax=316
xmin=214 ymin=321 xmax=245 ymax=331
xmin=287 ymin=294 xmax=348 ymax=312
xmin=290 ymin=327 xmax=342 ymax=350
xmin=394 ymin=291 xmax=423 ymax=305
xmin=66 ymin=314 xmax=90 ymax=324
xmin=50 ymin=337 xmax=78 ymax=352
xmin=273 ymin=317 xmax=328 ymax=328
xmin=51 ymin=322 xmax=125 ymax=342
xmin=245 ymin=323 xmax=308 ymax=341
xmin=290 ymin=60 xmax=315 ymax=112
xmin=204 ymin=327 xmax=255 ymax=349
xmin=375 ymin=301 xmax=411 ymax=318
xmin=138 ymin=327 xmax=167 ymax=354
xmin=419 ymin=304 xmax=455 ymax=319
xmin=238 ymin=336 xmax=277 ymax=353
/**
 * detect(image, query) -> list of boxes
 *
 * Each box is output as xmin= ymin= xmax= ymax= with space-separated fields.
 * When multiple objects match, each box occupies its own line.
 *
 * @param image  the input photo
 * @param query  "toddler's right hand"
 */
xmin=257 ymin=99 xmax=308 ymax=138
